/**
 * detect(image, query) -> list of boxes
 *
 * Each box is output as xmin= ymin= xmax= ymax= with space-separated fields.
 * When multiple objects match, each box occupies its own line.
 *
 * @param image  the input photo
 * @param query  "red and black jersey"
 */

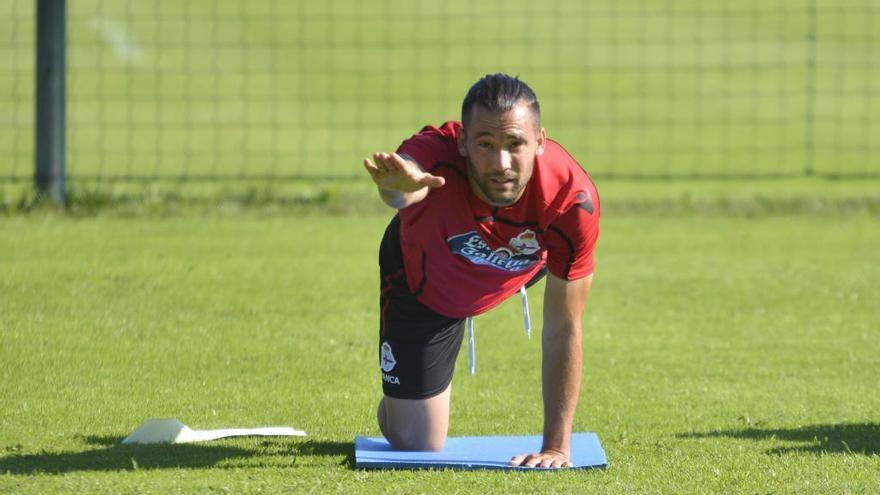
xmin=396 ymin=121 xmax=600 ymax=319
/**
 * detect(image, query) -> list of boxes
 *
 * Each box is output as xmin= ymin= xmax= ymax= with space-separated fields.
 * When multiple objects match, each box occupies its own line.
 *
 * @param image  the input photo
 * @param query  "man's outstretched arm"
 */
xmin=363 ymin=152 xmax=445 ymax=209
xmin=511 ymin=273 xmax=593 ymax=468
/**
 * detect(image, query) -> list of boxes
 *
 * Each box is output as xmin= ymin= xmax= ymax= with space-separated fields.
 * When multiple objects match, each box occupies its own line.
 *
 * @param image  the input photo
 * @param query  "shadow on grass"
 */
xmin=680 ymin=422 xmax=880 ymax=455
xmin=296 ymin=440 xmax=356 ymax=468
xmin=0 ymin=436 xmax=354 ymax=474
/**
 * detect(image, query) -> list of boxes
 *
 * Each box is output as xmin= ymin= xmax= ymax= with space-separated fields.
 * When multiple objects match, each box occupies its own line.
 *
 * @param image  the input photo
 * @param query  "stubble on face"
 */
xmin=465 ymin=155 xmax=524 ymax=207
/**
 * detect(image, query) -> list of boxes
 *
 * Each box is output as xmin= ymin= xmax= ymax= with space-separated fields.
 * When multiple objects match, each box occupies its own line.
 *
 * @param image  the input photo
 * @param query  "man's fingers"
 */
xmin=369 ymin=153 xmax=398 ymax=176
xmin=373 ymin=153 xmax=389 ymax=173
xmin=510 ymin=453 xmax=541 ymax=468
xmin=392 ymin=153 xmax=445 ymax=189
xmin=374 ymin=152 xmax=397 ymax=173
xmin=388 ymin=152 xmax=409 ymax=171
xmin=419 ymin=173 xmax=446 ymax=189
xmin=366 ymin=151 xmax=445 ymax=194
xmin=389 ymin=153 xmax=446 ymax=189
xmin=510 ymin=452 xmax=571 ymax=469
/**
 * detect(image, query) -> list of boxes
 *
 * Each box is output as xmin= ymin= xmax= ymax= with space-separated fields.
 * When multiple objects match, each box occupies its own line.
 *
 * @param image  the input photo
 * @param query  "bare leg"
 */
xmin=376 ymin=383 xmax=452 ymax=451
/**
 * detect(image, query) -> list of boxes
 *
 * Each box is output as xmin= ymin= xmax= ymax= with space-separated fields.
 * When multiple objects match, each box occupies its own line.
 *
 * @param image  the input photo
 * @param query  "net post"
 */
xmin=34 ymin=0 xmax=68 ymax=206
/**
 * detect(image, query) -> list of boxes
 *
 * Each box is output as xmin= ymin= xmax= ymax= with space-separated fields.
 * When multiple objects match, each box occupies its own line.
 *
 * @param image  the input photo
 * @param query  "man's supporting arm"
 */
xmin=511 ymin=273 xmax=592 ymax=468
xmin=363 ymin=152 xmax=445 ymax=209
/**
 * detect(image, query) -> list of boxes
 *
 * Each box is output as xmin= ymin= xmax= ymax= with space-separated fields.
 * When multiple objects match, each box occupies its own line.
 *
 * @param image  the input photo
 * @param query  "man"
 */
xmin=362 ymin=73 xmax=600 ymax=469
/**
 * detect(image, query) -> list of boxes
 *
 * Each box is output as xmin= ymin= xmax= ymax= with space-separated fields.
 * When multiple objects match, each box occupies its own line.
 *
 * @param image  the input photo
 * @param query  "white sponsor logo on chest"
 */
xmin=447 ymin=230 xmax=541 ymax=272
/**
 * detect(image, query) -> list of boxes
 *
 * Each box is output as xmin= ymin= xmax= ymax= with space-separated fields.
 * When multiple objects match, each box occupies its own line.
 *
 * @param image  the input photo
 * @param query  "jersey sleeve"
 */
xmin=544 ymin=189 xmax=600 ymax=280
xmin=396 ymin=123 xmax=462 ymax=172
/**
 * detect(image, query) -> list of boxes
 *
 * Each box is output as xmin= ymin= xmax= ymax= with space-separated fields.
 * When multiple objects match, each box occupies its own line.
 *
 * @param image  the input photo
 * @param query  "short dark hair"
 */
xmin=461 ymin=73 xmax=541 ymax=128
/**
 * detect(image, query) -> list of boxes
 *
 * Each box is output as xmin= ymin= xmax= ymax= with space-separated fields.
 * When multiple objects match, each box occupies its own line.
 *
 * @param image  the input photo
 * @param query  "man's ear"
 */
xmin=456 ymin=130 xmax=468 ymax=157
xmin=535 ymin=127 xmax=547 ymax=156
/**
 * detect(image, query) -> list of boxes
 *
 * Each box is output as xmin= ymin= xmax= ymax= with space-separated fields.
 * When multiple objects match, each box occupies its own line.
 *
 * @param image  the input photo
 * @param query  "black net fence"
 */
xmin=2 ymin=0 xmax=878 ymax=185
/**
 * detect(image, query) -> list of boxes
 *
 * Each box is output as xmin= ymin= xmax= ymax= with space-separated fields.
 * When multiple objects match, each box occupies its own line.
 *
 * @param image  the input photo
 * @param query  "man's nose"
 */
xmin=492 ymin=150 xmax=512 ymax=172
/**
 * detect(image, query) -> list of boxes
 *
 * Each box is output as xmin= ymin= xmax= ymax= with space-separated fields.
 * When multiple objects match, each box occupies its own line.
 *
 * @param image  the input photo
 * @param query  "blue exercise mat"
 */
xmin=354 ymin=433 xmax=607 ymax=470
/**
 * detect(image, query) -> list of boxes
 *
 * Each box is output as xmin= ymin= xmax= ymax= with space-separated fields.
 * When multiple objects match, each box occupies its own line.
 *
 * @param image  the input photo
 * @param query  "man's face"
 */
xmin=458 ymin=102 xmax=546 ymax=207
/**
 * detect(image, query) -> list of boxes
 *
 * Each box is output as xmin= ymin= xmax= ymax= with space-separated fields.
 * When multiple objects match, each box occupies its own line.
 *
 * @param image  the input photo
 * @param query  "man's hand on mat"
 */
xmin=510 ymin=449 xmax=572 ymax=469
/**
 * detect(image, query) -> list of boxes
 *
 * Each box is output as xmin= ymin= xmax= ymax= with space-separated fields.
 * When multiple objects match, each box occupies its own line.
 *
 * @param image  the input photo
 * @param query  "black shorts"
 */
xmin=378 ymin=215 xmax=465 ymax=399
xmin=376 ymin=215 xmax=547 ymax=400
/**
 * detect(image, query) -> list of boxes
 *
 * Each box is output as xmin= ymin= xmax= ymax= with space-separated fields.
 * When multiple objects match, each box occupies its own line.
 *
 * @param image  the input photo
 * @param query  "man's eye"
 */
xmin=478 ymin=142 xmax=493 ymax=149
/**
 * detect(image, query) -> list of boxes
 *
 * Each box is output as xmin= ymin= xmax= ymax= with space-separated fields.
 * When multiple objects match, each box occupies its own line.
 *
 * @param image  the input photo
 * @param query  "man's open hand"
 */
xmin=510 ymin=448 xmax=573 ymax=469
xmin=363 ymin=152 xmax=445 ymax=193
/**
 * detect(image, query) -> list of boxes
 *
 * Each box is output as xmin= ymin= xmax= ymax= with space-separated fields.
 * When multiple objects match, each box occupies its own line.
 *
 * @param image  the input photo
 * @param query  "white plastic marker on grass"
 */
xmin=122 ymin=418 xmax=306 ymax=444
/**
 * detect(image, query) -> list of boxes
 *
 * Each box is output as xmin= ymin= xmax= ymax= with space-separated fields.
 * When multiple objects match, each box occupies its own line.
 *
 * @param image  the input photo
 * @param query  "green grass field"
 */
xmin=2 ymin=206 xmax=878 ymax=493
xmin=2 ymin=0 xmax=879 ymax=492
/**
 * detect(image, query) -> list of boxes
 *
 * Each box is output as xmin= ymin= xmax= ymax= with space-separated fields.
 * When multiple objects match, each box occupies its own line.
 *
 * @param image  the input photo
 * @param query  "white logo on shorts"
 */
xmin=380 ymin=341 xmax=397 ymax=372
